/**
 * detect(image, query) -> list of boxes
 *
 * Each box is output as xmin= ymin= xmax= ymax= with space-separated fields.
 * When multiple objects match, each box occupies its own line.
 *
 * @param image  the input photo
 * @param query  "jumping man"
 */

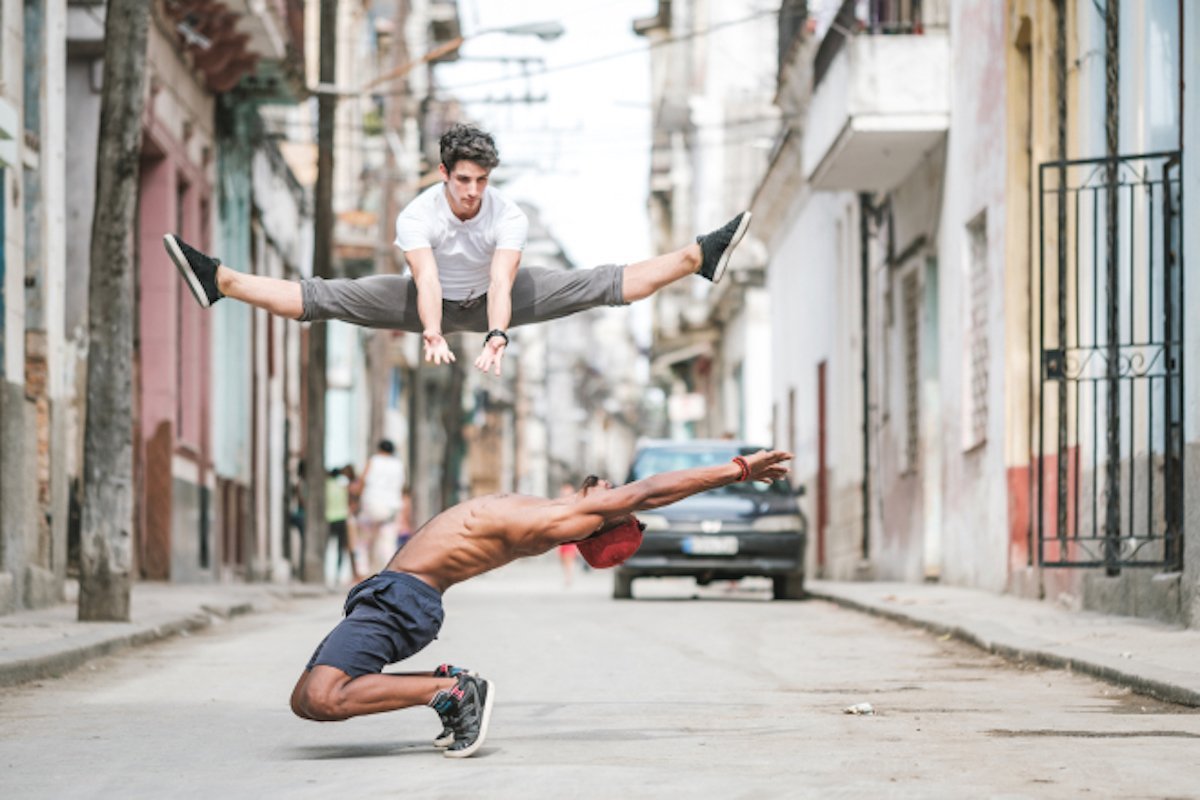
xmin=164 ymin=124 xmax=752 ymax=376
xmin=289 ymin=448 xmax=792 ymax=758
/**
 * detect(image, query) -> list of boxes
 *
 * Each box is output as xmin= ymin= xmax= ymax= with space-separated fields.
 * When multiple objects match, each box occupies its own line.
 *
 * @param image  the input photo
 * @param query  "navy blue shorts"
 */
xmin=306 ymin=571 xmax=445 ymax=678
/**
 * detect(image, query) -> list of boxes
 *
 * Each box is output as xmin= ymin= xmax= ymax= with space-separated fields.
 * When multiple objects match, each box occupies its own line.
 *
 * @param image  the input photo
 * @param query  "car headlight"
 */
xmin=638 ymin=513 xmax=671 ymax=531
xmin=752 ymin=515 xmax=802 ymax=532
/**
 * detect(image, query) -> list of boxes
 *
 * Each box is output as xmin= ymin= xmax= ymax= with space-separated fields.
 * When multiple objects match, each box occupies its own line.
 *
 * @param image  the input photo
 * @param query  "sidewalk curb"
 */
xmin=806 ymin=588 xmax=1200 ymax=708
xmin=0 ymin=613 xmax=214 ymax=688
xmin=0 ymin=587 xmax=330 ymax=689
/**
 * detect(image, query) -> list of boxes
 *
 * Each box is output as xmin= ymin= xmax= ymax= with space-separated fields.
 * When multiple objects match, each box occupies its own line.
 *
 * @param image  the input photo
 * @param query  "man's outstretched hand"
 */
xmin=473 ymin=337 xmax=506 ymax=376
xmin=423 ymin=331 xmax=456 ymax=366
xmin=742 ymin=449 xmax=794 ymax=483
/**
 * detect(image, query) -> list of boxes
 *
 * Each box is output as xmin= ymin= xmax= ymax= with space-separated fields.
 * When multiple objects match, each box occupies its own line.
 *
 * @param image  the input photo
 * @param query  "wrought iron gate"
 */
xmin=1036 ymin=151 xmax=1184 ymax=571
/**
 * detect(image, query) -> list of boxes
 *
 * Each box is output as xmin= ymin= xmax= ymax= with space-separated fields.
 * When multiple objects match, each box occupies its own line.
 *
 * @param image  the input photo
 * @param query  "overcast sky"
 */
xmin=434 ymin=0 xmax=655 ymax=269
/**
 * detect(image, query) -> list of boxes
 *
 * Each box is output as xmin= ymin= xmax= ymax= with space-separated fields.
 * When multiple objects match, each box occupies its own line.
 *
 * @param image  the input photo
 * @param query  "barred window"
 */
xmin=965 ymin=213 xmax=989 ymax=449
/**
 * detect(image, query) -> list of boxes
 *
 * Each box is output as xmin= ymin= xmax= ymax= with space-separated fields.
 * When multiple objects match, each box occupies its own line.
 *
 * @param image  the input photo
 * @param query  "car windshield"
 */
xmin=628 ymin=446 xmax=791 ymax=495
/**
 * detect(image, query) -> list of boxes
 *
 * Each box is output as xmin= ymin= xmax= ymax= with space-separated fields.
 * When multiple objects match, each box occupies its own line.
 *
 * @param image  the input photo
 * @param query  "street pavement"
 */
xmin=1 ymin=561 xmax=1199 ymax=798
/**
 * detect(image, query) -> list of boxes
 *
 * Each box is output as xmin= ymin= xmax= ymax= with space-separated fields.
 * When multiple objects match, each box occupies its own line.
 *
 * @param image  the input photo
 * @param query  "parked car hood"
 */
xmin=648 ymin=492 xmax=798 ymax=522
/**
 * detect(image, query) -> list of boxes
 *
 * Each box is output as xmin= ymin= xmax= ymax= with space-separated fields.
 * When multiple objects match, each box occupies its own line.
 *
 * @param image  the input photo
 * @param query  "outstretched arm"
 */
xmin=474 ymin=249 xmax=521 ymax=376
xmin=551 ymin=450 xmax=793 ymax=543
xmin=406 ymin=248 xmax=455 ymax=366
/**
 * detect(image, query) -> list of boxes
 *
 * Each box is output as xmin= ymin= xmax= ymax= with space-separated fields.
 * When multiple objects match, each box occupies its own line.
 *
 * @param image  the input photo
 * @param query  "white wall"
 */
xmin=934 ymin=0 xmax=1008 ymax=592
xmin=1183 ymin=0 xmax=1200 ymax=625
xmin=766 ymin=187 xmax=863 ymax=578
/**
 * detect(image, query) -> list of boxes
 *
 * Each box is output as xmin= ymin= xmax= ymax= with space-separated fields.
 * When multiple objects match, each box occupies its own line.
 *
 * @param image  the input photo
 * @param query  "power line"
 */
xmin=412 ymin=8 xmax=778 ymax=95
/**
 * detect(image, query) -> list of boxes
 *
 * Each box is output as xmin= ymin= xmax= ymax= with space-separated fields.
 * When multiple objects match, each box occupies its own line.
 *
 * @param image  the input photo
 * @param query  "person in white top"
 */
xmin=356 ymin=439 xmax=406 ymax=572
xmin=166 ymin=124 xmax=754 ymax=378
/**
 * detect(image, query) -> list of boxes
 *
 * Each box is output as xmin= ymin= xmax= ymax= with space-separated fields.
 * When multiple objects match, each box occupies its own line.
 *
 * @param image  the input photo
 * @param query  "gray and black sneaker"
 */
xmin=443 ymin=673 xmax=495 ymax=759
xmin=696 ymin=211 xmax=752 ymax=283
xmin=431 ymin=664 xmax=475 ymax=748
xmin=163 ymin=233 xmax=222 ymax=308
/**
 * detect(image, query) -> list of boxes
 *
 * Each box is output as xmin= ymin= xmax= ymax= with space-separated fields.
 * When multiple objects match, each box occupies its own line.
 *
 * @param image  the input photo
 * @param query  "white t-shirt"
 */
xmin=393 ymin=183 xmax=529 ymax=301
xmin=360 ymin=453 xmax=405 ymax=523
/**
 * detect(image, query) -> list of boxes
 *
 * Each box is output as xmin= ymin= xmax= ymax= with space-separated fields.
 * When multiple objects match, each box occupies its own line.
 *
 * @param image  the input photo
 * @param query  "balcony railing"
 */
xmin=813 ymin=0 xmax=948 ymax=87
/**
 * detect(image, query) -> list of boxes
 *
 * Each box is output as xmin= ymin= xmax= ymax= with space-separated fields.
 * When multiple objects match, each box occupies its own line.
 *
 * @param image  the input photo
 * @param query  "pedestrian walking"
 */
xmin=357 ymin=440 xmax=406 ymax=574
xmin=326 ymin=467 xmax=356 ymax=584
xmin=289 ymin=449 xmax=792 ymax=758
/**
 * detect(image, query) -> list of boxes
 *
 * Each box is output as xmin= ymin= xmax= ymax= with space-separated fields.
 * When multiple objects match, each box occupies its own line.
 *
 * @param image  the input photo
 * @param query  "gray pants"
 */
xmin=298 ymin=264 xmax=627 ymax=333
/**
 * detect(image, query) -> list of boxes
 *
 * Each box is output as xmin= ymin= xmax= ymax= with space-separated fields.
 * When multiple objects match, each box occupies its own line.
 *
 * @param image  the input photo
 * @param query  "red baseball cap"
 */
xmin=577 ymin=516 xmax=644 ymax=569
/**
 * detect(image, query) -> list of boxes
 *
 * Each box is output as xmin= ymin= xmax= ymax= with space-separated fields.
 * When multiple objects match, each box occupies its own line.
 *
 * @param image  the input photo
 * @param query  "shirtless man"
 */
xmin=289 ymin=448 xmax=792 ymax=758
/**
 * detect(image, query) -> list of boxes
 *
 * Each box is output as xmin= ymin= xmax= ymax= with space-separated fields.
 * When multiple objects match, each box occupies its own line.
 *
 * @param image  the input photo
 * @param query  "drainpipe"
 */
xmin=1102 ymin=0 xmax=1120 ymax=575
xmin=858 ymin=193 xmax=873 ymax=561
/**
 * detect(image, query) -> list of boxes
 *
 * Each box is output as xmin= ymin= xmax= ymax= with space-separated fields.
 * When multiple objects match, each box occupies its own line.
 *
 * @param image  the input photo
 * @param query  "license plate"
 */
xmin=683 ymin=536 xmax=739 ymax=556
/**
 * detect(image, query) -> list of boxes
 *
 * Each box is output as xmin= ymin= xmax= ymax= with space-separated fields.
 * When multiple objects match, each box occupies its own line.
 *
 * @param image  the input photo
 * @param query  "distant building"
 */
xmin=634 ymin=0 xmax=779 ymax=445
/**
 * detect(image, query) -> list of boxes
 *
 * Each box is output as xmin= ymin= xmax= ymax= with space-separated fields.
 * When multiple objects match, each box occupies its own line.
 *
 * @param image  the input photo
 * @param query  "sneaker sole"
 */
xmin=163 ymin=234 xmax=212 ymax=309
xmin=443 ymin=679 xmax=495 ymax=759
xmin=709 ymin=211 xmax=752 ymax=284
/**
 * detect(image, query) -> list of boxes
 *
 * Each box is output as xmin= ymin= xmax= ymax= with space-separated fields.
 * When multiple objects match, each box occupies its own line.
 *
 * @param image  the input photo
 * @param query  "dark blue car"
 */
xmin=614 ymin=439 xmax=807 ymax=600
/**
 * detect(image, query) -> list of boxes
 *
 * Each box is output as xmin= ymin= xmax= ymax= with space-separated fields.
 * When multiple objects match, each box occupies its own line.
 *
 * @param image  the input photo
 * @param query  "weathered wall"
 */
xmin=765 ymin=184 xmax=860 ymax=581
xmin=1 ymin=0 xmax=69 ymax=612
xmin=1182 ymin=1 xmax=1199 ymax=627
xmin=137 ymin=20 xmax=217 ymax=582
xmin=935 ymin=0 xmax=1009 ymax=593
xmin=871 ymin=147 xmax=946 ymax=584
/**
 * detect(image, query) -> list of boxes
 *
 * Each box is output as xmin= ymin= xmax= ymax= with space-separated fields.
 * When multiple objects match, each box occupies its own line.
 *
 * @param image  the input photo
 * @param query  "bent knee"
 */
xmin=293 ymin=685 xmax=348 ymax=721
xmin=290 ymin=695 xmax=314 ymax=720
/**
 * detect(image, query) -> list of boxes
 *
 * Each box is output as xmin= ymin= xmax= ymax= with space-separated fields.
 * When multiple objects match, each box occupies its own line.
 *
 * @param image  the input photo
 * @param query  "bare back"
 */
xmin=386 ymin=493 xmax=581 ymax=592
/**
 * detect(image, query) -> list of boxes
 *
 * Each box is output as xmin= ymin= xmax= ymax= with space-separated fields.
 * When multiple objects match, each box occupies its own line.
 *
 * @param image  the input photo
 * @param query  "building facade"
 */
xmin=634 ymin=0 xmax=780 ymax=445
xmin=759 ymin=0 xmax=1198 ymax=626
xmin=0 ymin=0 xmax=70 ymax=612
xmin=63 ymin=0 xmax=308 ymax=588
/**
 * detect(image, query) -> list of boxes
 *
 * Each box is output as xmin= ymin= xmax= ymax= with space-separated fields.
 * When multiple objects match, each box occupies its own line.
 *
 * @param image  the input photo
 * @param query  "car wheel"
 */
xmin=612 ymin=572 xmax=634 ymax=600
xmin=772 ymin=573 xmax=805 ymax=601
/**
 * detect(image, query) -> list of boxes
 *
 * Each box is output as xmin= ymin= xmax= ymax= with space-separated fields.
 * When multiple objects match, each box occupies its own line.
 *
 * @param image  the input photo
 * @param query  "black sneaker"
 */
xmin=444 ymin=673 xmax=495 ymax=759
xmin=163 ymin=234 xmax=222 ymax=308
xmin=696 ymin=211 xmax=752 ymax=283
xmin=431 ymin=664 xmax=474 ymax=748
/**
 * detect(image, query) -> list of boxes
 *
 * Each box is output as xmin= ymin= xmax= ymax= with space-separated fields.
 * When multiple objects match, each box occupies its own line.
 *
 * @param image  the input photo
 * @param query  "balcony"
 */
xmin=802 ymin=1 xmax=948 ymax=192
xmin=162 ymin=0 xmax=302 ymax=97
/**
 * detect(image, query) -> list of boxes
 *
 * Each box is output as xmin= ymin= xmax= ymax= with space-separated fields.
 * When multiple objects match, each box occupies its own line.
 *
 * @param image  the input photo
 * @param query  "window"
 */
xmin=964 ymin=213 xmax=989 ymax=449
xmin=24 ymin=0 xmax=43 ymax=144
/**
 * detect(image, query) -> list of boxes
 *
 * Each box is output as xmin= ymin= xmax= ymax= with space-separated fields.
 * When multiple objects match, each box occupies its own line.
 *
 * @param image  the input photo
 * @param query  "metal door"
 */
xmin=1035 ymin=151 xmax=1184 ymax=571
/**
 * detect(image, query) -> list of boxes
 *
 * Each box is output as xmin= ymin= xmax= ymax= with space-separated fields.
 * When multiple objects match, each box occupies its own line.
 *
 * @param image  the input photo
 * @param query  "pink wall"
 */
xmin=136 ymin=120 xmax=213 ymax=578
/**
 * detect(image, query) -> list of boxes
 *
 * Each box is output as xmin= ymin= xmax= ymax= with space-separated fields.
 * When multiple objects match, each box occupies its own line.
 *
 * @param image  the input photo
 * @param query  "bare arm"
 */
xmin=405 ymin=247 xmax=455 ymax=365
xmin=474 ymin=249 xmax=521 ymax=376
xmin=485 ymin=248 xmax=520 ymax=332
xmin=550 ymin=450 xmax=793 ymax=543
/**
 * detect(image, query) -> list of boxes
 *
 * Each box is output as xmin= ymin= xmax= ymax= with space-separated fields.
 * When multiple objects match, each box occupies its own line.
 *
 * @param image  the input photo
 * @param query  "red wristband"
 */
xmin=732 ymin=456 xmax=750 ymax=482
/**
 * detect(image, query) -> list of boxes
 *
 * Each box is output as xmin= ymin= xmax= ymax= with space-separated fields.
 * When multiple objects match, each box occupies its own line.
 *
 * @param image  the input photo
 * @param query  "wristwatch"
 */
xmin=484 ymin=329 xmax=509 ymax=347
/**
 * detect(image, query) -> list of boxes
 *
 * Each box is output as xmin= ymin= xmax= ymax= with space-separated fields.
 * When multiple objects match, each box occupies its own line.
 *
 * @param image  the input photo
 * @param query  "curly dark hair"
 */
xmin=439 ymin=124 xmax=500 ymax=172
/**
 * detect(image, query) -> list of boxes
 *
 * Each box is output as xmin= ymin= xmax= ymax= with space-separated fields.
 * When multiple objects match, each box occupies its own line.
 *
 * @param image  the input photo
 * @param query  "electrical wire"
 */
xmin=409 ymin=8 xmax=778 ymax=96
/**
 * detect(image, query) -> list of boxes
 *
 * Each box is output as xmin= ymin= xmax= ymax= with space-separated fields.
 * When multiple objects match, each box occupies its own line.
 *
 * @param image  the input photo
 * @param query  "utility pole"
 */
xmin=302 ymin=0 xmax=337 ymax=582
xmin=79 ymin=0 xmax=152 ymax=621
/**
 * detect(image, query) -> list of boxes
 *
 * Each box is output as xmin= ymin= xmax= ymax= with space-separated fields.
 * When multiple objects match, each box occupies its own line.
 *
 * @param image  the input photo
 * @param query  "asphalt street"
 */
xmin=2 ymin=561 xmax=1199 ymax=799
